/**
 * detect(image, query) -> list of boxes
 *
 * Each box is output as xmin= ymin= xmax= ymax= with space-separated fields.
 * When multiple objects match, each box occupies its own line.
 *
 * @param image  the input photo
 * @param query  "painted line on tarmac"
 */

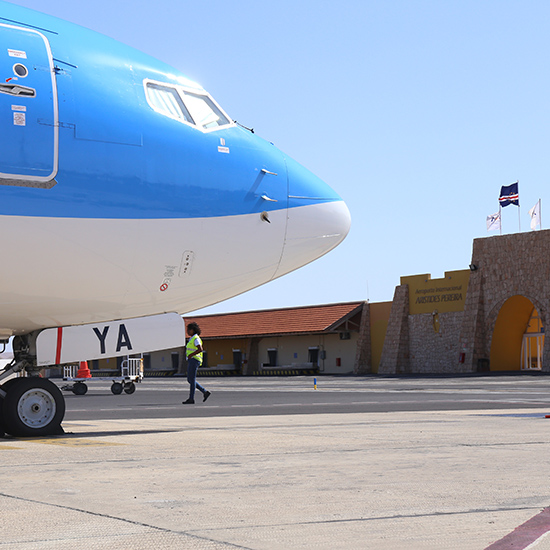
xmin=485 ymin=507 xmax=550 ymax=549
xmin=97 ymin=400 xmax=538 ymax=411
xmin=29 ymin=438 xmax=125 ymax=447
xmin=0 ymin=438 xmax=123 ymax=448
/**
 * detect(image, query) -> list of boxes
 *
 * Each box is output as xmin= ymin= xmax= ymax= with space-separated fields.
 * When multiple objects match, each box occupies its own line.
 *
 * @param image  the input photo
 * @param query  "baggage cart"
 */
xmin=61 ymin=358 xmax=144 ymax=395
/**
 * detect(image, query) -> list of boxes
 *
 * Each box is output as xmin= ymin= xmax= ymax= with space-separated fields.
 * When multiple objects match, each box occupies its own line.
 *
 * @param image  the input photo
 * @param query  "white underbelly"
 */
xmin=0 ymin=209 xmax=284 ymax=335
xmin=0 ymin=201 xmax=349 ymax=337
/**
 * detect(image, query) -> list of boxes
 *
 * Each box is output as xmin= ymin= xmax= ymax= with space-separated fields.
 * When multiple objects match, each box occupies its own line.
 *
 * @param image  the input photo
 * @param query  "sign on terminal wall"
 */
xmin=401 ymin=270 xmax=470 ymax=315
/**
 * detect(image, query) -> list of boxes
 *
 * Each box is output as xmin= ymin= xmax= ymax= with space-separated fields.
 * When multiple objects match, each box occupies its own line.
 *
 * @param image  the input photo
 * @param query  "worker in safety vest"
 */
xmin=183 ymin=322 xmax=211 ymax=404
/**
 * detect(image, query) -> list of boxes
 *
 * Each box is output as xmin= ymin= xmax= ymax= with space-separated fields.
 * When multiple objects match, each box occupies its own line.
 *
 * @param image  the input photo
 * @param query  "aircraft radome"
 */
xmin=0 ymin=2 xmax=351 ymax=436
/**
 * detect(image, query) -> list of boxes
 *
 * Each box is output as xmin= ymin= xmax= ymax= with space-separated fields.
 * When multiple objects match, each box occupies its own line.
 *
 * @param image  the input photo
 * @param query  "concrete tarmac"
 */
xmin=3 ymin=402 xmax=550 ymax=548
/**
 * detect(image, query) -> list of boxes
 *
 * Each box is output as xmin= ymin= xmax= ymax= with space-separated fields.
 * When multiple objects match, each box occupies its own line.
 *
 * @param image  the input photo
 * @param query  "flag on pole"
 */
xmin=499 ymin=181 xmax=519 ymax=207
xmin=529 ymin=200 xmax=541 ymax=230
xmin=486 ymin=211 xmax=501 ymax=232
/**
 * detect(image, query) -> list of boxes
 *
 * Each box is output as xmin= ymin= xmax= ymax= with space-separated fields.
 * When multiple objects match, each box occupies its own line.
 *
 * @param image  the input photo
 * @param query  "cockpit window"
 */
xmin=180 ymin=90 xmax=230 ymax=129
xmin=144 ymin=80 xmax=231 ymax=131
xmin=146 ymin=83 xmax=193 ymax=123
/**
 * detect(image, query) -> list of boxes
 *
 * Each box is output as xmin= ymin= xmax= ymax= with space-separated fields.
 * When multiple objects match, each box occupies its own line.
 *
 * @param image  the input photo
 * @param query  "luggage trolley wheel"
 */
xmin=111 ymin=382 xmax=123 ymax=395
xmin=124 ymin=382 xmax=136 ymax=394
xmin=72 ymin=382 xmax=88 ymax=395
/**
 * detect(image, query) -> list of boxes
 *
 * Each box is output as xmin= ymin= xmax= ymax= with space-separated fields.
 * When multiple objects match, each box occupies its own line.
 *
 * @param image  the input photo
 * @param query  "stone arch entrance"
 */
xmin=490 ymin=295 xmax=544 ymax=371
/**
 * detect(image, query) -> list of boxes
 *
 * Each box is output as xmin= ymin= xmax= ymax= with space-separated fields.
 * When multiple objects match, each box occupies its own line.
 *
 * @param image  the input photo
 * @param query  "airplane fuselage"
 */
xmin=0 ymin=3 xmax=350 ymax=339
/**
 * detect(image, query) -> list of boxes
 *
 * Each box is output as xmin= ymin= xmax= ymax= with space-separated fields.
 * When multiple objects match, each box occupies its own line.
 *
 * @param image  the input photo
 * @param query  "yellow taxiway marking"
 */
xmin=0 ymin=445 xmax=22 ymax=450
xmin=19 ymin=438 xmax=124 ymax=447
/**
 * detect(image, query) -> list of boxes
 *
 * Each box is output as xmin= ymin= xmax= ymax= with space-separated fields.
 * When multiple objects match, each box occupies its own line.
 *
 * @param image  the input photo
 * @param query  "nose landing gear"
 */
xmin=0 ymin=335 xmax=65 ymax=437
xmin=1 ymin=377 xmax=65 ymax=437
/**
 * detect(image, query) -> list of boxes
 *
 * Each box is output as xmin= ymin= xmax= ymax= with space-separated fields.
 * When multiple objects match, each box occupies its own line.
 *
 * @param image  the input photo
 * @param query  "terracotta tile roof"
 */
xmin=184 ymin=302 xmax=364 ymax=339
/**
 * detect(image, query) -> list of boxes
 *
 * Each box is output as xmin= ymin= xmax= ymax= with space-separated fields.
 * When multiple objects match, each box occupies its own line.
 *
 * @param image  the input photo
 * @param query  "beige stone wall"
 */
xmin=353 ymin=302 xmax=371 ymax=374
xmin=409 ymin=312 xmax=464 ymax=373
xmin=378 ymin=285 xmax=410 ymax=374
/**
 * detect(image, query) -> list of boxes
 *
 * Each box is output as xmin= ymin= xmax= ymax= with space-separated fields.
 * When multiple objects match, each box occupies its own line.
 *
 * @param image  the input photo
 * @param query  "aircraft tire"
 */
xmin=0 ymin=393 xmax=4 ymax=438
xmin=2 ymin=378 xmax=65 ymax=437
xmin=0 ymin=378 xmax=19 ymax=437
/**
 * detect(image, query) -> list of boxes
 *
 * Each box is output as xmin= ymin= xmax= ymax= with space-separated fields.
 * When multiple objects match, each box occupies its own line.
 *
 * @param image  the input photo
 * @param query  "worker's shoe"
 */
xmin=182 ymin=398 xmax=195 ymax=404
xmin=203 ymin=391 xmax=211 ymax=402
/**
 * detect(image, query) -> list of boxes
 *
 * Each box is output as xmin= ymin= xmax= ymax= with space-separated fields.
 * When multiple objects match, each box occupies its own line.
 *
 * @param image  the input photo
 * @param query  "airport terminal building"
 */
xmin=90 ymin=229 xmax=549 ymax=376
xmin=375 ymin=229 xmax=548 ymax=374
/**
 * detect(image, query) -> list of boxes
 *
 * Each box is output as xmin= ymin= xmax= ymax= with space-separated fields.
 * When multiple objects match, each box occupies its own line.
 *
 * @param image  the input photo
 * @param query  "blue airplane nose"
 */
xmin=275 ymin=156 xmax=351 ymax=278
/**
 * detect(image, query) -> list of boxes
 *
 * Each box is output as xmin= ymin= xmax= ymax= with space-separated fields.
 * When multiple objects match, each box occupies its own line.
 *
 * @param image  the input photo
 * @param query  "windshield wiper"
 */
xmin=234 ymin=120 xmax=254 ymax=133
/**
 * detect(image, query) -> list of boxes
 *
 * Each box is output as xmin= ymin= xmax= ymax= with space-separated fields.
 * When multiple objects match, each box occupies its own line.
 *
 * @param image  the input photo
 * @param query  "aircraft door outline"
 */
xmin=0 ymin=23 xmax=59 ymax=188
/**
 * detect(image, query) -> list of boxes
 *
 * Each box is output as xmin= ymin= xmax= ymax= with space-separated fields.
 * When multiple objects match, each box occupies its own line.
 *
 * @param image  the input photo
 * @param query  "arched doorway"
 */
xmin=490 ymin=296 xmax=545 ymax=371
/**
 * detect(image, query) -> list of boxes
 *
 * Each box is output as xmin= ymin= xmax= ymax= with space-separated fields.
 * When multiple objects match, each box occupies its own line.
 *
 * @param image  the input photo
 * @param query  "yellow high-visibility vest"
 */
xmin=186 ymin=334 xmax=203 ymax=364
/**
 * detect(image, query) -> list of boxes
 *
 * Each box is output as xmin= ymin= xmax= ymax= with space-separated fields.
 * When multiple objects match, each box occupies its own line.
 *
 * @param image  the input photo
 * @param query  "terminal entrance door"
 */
xmin=233 ymin=350 xmax=243 ymax=372
xmin=521 ymin=333 xmax=544 ymax=370
xmin=521 ymin=309 xmax=544 ymax=371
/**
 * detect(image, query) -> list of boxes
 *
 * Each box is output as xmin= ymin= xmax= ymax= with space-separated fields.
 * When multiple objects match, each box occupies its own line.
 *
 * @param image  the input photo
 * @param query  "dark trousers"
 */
xmin=187 ymin=357 xmax=206 ymax=400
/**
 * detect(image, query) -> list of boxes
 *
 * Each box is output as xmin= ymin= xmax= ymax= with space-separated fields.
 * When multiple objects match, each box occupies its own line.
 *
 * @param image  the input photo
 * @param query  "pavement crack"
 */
xmin=0 ymin=492 xmax=252 ymax=550
xmin=189 ymin=506 xmax=543 ymax=533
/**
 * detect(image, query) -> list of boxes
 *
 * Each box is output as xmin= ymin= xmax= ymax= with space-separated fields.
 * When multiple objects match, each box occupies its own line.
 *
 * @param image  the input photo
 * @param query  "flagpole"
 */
xmin=517 ymin=180 xmax=521 ymax=232
xmin=540 ymin=199 xmax=542 ymax=230
xmin=499 ymin=205 xmax=502 ymax=235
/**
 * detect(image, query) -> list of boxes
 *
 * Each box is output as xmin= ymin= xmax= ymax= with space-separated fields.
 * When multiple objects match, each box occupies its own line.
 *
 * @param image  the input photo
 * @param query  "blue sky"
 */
xmin=7 ymin=0 xmax=550 ymax=314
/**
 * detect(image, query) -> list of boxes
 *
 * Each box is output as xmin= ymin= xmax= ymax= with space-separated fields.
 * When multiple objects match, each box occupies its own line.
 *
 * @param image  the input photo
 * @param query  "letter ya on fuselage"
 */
xmin=0 ymin=3 xmax=351 ymax=339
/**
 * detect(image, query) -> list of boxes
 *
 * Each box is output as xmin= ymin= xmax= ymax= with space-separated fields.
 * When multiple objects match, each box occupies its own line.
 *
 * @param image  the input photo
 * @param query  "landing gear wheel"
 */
xmin=111 ymin=382 xmax=123 ymax=395
xmin=0 ymin=378 xmax=18 ymax=437
xmin=72 ymin=382 xmax=88 ymax=395
xmin=123 ymin=382 xmax=136 ymax=394
xmin=2 ymin=378 xmax=65 ymax=437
